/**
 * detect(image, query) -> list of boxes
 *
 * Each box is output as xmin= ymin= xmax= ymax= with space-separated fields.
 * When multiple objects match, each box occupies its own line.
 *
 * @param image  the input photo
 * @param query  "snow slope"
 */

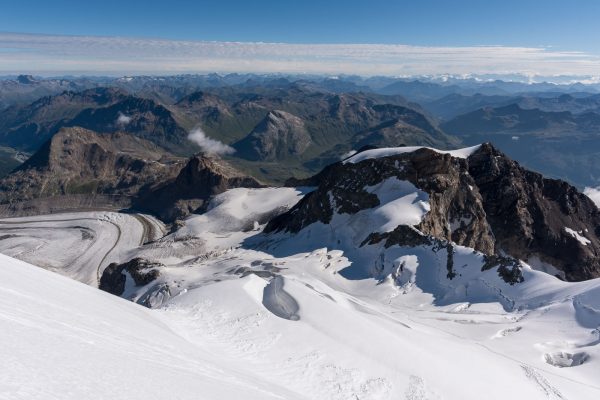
xmin=3 ymin=185 xmax=600 ymax=399
xmin=120 ymin=186 xmax=600 ymax=399
xmin=0 ymin=253 xmax=302 ymax=400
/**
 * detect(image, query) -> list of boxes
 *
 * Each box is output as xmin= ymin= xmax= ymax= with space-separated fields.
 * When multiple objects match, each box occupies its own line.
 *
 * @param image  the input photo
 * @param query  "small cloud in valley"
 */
xmin=187 ymin=127 xmax=235 ymax=155
xmin=116 ymin=112 xmax=132 ymax=126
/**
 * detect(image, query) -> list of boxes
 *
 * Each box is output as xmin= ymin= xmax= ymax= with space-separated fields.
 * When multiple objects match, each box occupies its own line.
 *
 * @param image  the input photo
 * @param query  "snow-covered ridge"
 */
xmin=343 ymin=144 xmax=482 ymax=164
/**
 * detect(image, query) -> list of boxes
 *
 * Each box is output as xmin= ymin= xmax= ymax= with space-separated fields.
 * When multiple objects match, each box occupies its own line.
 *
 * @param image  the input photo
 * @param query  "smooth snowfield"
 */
xmin=3 ymin=186 xmax=600 ymax=399
xmin=0 ymin=254 xmax=301 ymax=400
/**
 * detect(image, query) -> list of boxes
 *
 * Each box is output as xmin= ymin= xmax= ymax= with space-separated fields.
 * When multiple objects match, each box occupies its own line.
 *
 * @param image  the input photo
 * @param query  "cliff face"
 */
xmin=267 ymin=144 xmax=600 ymax=281
xmin=467 ymin=144 xmax=600 ymax=281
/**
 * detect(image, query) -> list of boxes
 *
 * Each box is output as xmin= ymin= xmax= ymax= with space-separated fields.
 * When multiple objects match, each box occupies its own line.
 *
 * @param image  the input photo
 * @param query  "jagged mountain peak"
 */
xmin=16 ymin=126 xmax=166 ymax=172
xmin=269 ymin=143 xmax=600 ymax=281
xmin=0 ymin=127 xmax=184 ymax=213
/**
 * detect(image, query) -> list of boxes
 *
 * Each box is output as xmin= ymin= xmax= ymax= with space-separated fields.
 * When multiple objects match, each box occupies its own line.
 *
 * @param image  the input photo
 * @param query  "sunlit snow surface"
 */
xmin=2 ymin=185 xmax=600 ymax=399
xmin=344 ymin=144 xmax=482 ymax=164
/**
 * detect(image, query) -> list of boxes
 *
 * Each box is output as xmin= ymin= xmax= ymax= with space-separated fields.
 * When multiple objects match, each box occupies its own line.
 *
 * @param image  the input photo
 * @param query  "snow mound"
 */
xmin=544 ymin=352 xmax=589 ymax=368
xmin=344 ymin=144 xmax=481 ymax=164
xmin=175 ymin=187 xmax=306 ymax=250
xmin=364 ymin=178 xmax=430 ymax=232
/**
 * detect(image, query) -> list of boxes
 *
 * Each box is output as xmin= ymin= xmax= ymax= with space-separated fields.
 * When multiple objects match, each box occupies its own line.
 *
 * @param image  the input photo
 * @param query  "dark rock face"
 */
xmin=267 ymin=147 xmax=495 ymax=254
xmin=481 ymin=254 xmax=524 ymax=285
xmin=99 ymin=258 xmax=164 ymax=296
xmin=267 ymin=144 xmax=600 ymax=281
xmin=134 ymin=153 xmax=262 ymax=222
xmin=467 ymin=143 xmax=600 ymax=281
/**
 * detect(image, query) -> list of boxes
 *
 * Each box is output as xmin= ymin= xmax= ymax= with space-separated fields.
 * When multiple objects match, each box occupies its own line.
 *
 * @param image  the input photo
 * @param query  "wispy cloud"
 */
xmin=116 ymin=112 xmax=132 ymax=125
xmin=187 ymin=127 xmax=235 ymax=155
xmin=2 ymin=32 xmax=600 ymax=78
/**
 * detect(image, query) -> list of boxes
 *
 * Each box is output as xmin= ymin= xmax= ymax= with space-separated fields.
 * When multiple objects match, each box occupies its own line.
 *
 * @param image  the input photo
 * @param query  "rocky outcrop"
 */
xmin=467 ymin=143 xmax=600 ymax=281
xmin=233 ymin=110 xmax=312 ymax=161
xmin=99 ymin=258 xmax=164 ymax=296
xmin=267 ymin=144 xmax=600 ymax=281
xmin=267 ymin=147 xmax=494 ymax=254
xmin=134 ymin=153 xmax=262 ymax=222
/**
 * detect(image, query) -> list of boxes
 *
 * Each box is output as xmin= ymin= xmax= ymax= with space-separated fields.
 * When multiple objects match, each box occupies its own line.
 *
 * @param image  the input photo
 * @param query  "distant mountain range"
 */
xmin=441 ymin=103 xmax=600 ymax=187
xmin=0 ymin=81 xmax=456 ymax=182
xmin=2 ymin=73 xmax=600 ymax=187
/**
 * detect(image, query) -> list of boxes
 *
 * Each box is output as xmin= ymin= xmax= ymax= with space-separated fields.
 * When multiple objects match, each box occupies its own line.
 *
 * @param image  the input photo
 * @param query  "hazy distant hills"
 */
xmin=0 ymin=75 xmax=100 ymax=109
xmin=425 ymin=92 xmax=600 ymax=121
xmin=442 ymin=103 xmax=600 ymax=187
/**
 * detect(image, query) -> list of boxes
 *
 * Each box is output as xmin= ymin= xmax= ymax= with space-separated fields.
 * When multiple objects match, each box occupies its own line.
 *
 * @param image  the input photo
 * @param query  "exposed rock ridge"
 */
xmin=267 ymin=143 xmax=600 ymax=281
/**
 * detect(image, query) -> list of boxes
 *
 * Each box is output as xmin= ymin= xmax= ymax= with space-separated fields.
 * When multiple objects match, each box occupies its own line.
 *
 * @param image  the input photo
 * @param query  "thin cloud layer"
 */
xmin=2 ymin=32 xmax=600 ymax=78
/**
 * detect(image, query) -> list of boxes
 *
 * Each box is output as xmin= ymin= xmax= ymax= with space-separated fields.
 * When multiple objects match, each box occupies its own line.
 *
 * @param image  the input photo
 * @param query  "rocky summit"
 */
xmin=268 ymin=143 xmax=600 ymax=281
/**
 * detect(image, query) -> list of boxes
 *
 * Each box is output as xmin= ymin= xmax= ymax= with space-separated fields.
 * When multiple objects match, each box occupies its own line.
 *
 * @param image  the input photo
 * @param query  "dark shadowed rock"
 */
xmin=99 ymin=258 xmax=164 ymax=296
xmin=467 ymin=143 xmax=600 ymax=281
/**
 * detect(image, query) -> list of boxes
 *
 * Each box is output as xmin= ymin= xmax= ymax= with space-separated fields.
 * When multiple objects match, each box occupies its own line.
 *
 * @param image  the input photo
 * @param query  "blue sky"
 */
xmin=1 ymin=0 xmax=600 ymax=77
